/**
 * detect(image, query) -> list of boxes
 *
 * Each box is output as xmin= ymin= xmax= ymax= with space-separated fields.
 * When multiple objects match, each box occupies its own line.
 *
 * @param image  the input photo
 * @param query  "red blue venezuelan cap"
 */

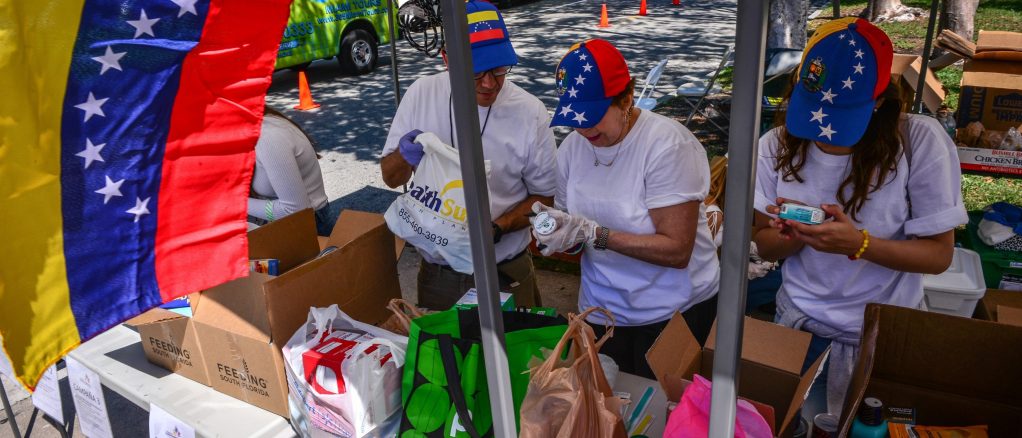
xmin=786 ymin=17 xmax=893 ymax=147
xmin=466 ymin=1 xmax=517 ymax=74
xmin=550 ymin=39 xmax=631 ymax=129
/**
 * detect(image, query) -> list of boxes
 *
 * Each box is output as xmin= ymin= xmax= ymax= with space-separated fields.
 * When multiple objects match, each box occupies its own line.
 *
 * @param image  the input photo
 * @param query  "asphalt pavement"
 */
xmin=265 ymin=0 xmax=738 ymax=215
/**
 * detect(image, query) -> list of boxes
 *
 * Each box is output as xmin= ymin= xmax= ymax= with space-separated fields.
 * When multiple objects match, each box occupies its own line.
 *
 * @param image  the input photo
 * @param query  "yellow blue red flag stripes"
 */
xmin=0 ymin=0 xmax=291 ymax=390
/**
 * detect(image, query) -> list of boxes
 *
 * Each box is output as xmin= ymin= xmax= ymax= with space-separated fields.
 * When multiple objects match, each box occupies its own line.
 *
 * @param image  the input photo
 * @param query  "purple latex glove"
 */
xmin=398 ymin=129 xmax=425 ymax=167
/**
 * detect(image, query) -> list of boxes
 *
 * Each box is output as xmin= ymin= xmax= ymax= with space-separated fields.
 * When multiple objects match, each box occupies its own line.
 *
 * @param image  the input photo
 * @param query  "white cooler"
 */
xmin=922 ymin=248 xmax=986 ymax=317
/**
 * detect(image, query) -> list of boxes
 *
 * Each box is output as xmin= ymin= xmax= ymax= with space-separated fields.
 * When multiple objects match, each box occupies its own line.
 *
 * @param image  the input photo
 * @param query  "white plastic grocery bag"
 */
xmin=383 ymin=132 xmax=490 ymax=274
xmin=283 ymin=305 xmax=407 ymax=438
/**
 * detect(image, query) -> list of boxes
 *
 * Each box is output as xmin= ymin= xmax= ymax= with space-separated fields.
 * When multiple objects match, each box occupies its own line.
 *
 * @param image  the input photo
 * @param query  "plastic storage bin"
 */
xmin=923 ymin=248 xmax=986 ymax=317
xmin=965 ymin=212 xmax=1022 ymax=289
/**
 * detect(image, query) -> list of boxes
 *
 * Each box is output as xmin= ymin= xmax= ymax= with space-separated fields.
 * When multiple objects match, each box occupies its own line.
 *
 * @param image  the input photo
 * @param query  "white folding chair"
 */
xmin=635 ymin=58 xmax=669 ymax=111
xmin=676 ymin=45 xmax=734 ymax=136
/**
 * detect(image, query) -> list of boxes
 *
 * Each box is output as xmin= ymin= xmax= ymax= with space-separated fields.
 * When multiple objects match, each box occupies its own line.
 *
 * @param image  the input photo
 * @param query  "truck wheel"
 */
xmin=339 ymin=29 xmax=377 ymax=76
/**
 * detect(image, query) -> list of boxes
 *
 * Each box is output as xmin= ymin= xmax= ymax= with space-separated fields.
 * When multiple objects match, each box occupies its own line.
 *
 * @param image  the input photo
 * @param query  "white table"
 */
xmin=67 ymin=324 xmax=296 ymax=438
xmin=614 ymin=372 xmax=668 ymax=437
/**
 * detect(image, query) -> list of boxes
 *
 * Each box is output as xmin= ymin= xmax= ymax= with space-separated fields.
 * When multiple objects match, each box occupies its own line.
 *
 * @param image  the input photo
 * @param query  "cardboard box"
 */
xmin=130 ymin=307 xmax=210 ymax=386
xmin=956 ymin=31 xmax=1022 ymax=132
xmin=839 ymin=304 xmax=1022 ymax=435
xmin=140 ymin=208 xmax=402 ymax=417
xmin=974 ymin=288 xmax=1022 ymax=324
xmin=890 ymin=54 xmax=947 ymax=114
xmin=957 ymin=147 xmax=1022 ymax=176
xmin=647 ymin=314 xmax=825 ymax=437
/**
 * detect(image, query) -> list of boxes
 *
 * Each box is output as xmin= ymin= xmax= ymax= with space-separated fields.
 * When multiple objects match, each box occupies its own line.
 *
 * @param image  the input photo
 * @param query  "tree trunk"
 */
xmin=941 ymin=0 xmax=980 ymax=42
xmin=862 ymin=0 xmax=921 ymax=23
xmin=767 ymin=0 xmax=811 ymax=49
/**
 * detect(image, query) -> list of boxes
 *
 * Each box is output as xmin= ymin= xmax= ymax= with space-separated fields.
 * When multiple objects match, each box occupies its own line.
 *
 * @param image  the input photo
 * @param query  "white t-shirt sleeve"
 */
xmin=644 ymin=138 xmax=707 ymax=209
xmin=248 ymin=127 xmax=313 ymax=219
xmin=754 ymin=129 xmax=782 ymax=215
xmin=902 ymin=116 xmax=968 ymax=237
xmin=381 ymin=78 xmax=425 ymax=157
xmin=521 ymin=106 xmax=558 ymax=197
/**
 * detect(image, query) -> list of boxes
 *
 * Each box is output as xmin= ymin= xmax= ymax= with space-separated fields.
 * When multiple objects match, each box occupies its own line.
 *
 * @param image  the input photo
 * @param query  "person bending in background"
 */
xmin=753 ymin=18 xmax=966 ymax=417
xmin=532 ymin=39 xmax=720 ymax=379
xmin=248 ymin=106 xmax=333 ymax=236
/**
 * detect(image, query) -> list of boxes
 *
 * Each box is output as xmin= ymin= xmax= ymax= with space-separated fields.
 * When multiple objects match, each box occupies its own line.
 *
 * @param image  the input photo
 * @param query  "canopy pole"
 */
xmin=708 ymin=0 xmax=768 ymax=435
xmin=386 ymin=0 xmax=402 ymax=106
xmin=913 ymin=0 xmax=941 ymax=113
xmin=438 ymin=1 xmax=516 ymax=436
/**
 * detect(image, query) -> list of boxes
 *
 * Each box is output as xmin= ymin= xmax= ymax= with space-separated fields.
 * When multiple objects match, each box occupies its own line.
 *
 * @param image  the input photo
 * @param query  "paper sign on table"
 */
xmin=32 ymin=364 xmax=64 ymax=425
xmin=149 ymin=403 xmax=196 ymax=438
xmin=67 ymin=357 xmax=113 ymax=438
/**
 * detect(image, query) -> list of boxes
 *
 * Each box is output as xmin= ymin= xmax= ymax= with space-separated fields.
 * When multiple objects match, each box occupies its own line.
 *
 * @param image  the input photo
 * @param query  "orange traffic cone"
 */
xmin=599 ymin=4 xmax=610 ymax=28
xmin=639 ymin=0 xmax=647 ymax=16
xmin=672 ymin=0 xmax=680 ymax=6
xmin=293 ymin=70 xmax=320 ymax=111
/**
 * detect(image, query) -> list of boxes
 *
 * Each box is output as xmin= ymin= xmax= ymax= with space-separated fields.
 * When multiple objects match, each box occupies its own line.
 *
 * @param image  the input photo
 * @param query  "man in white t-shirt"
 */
xmin=379 ymin=1 xmax=556 ymax=309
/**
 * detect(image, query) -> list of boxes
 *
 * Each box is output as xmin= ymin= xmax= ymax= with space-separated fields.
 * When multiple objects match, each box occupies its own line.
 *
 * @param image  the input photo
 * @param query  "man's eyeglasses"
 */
xmin=474 ymin=66 xmax=513 ymax=80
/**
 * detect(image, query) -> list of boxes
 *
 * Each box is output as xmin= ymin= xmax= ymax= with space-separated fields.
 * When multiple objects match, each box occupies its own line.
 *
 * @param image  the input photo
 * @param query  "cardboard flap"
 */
xmin=977 ymin=289 xmax=1022 ymax=321
xmin=997 ymin=305 xmax=1022 ymax=327
xmin=193 ymin=273 xmax=274 ymax=342
xmin=962 ymin=60 xmax=1022 ymax=88
xmin=706 ymin=317 xmax=810 ymax=375
xmin=891 ymin=54 xmax=946 ymax=113
xmin=125 ymin=307 xmax=183 ymax=327
xmin=327 ymin=210 xmax=386 ymax=247
xmin=264 ymin=218 xmax=401 ymax=346
xmin=646 ymin=312 xmax=702 ymax=402
xmin=248 ymin=208 xmax=320 ymax=273
xmin=976 ymin=31 xmax=1022 ymax=54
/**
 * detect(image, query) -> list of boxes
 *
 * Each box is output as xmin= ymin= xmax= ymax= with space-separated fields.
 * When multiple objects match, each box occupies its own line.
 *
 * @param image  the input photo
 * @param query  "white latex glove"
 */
xmin=528 ymin=202 xmax=600 ymax=256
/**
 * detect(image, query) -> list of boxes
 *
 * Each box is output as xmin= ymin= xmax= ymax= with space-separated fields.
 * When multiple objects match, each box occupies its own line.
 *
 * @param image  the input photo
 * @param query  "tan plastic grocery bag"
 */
xmin=519 ymin=308 xmax=628 ymax=438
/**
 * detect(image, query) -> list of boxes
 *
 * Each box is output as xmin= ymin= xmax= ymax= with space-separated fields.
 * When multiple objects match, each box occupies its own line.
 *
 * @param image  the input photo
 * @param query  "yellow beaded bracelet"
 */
xmin=849 ymin=229 xmax=869 ymax=260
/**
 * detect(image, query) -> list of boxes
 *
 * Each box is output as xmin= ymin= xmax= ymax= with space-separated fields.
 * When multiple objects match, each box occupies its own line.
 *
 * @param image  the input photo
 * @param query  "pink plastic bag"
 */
xmin=664 ymin=374 xmax=773 ymax=438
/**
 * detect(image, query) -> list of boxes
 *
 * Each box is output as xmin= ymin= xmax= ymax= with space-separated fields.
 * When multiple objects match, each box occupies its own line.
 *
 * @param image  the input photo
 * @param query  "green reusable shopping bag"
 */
xmin=400 ymin=308 xmax=568 ymax=438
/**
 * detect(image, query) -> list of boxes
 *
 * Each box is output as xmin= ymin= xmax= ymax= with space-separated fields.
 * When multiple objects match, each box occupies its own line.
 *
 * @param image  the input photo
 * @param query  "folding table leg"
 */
xmin=0 ymin=376 xmax=23 ymax=438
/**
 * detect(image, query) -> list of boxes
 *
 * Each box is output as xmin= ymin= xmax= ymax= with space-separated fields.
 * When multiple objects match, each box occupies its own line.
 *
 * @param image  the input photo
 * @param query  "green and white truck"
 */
xmin=275 ymin=0 xmax=399 ymax=75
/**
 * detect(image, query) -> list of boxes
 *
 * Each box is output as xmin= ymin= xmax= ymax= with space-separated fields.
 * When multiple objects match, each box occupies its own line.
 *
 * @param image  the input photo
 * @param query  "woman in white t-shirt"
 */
xmin=248 ymin=107 xmax=333 ymax=236
xmin=531 ymin=39 xmax=720 ymax=378
xmin=753 ymin=19 xmax=967 ymax=416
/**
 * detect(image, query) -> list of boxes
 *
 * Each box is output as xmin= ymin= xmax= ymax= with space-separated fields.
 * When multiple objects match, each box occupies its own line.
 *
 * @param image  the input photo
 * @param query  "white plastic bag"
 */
xmin=383 ymin=132 xmax=490 ymax=274
xmin=283 ymin=305 xmax=407 ymax=438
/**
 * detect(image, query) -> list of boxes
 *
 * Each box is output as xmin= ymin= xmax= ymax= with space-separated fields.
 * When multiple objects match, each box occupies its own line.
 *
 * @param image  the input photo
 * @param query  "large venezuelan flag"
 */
xmin=0 ymin=0 xmax=292 ymax=389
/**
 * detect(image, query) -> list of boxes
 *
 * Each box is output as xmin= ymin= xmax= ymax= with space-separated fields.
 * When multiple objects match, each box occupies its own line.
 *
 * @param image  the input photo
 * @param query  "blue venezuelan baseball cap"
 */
xmin=550 ymin=39 xmax=632 ymax=129
xmin=786 ymin=17 xmax=893 ymax=147
xmin=465 ymin=1 xmax=518 ymax=75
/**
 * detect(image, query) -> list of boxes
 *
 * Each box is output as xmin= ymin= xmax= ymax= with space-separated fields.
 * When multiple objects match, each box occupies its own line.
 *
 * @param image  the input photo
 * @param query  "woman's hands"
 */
xmin=528 ymin=202 xmax=599 ymax=256
xmin=764 ymin=198 xmax=864 ymax=257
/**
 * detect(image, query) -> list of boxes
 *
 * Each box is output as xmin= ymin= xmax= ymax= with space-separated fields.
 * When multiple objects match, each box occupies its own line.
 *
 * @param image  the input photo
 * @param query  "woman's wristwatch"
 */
xmin=593 ymin=226 xmax=610 ymax=250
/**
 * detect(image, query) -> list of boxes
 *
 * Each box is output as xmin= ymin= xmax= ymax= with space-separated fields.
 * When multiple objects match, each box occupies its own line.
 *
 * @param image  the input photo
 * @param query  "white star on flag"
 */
xmin=582 ymin=63 xmax=593 ymax=73
xmin=572 ymin=111 xmax=587 ymax=125
xmin=810 ymin=107 xmax=828 ymax=123
xmin=818 ymin=123 xmax=836 ymax=140
xmin=75 ymin=92 xmax=108 ymax=122
xmin=854 ymin=49 xmax=864 ymax=59
xmin=127 ymin=197 xmax=151 ymax=222
xmin=127 ymin=9 xmax=160 ymax=38
xmin=579 ymin=53 xmax=588 ymax=61
xmin=559 ymin=104 xmax=574 ymax=117
xmin=567 ymin=87 xmax=579 ymax=98
xmin=848 ymin=38 xmax=856 ymax=46
xmin=853 ymin=63 xmax=865 ymax=74
xmin=91 ymin=46 xmax=126 ymax=75
xmin=839 ymin=34 xmax=846 ymax=40
xmin=574 ymin=74 xmax=586 ymax=85
xmin=820 ymin=88 xmax=837 ymax=104
xmin=76 ymin=138 xmax=106 ymax=168
xmin=95 ymin=176 xmax=125 ymax=204
xmin=170 ymin=0 xmax=199 ymax=17
xmin=842 ymin=77 xmax=856 ymax=89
